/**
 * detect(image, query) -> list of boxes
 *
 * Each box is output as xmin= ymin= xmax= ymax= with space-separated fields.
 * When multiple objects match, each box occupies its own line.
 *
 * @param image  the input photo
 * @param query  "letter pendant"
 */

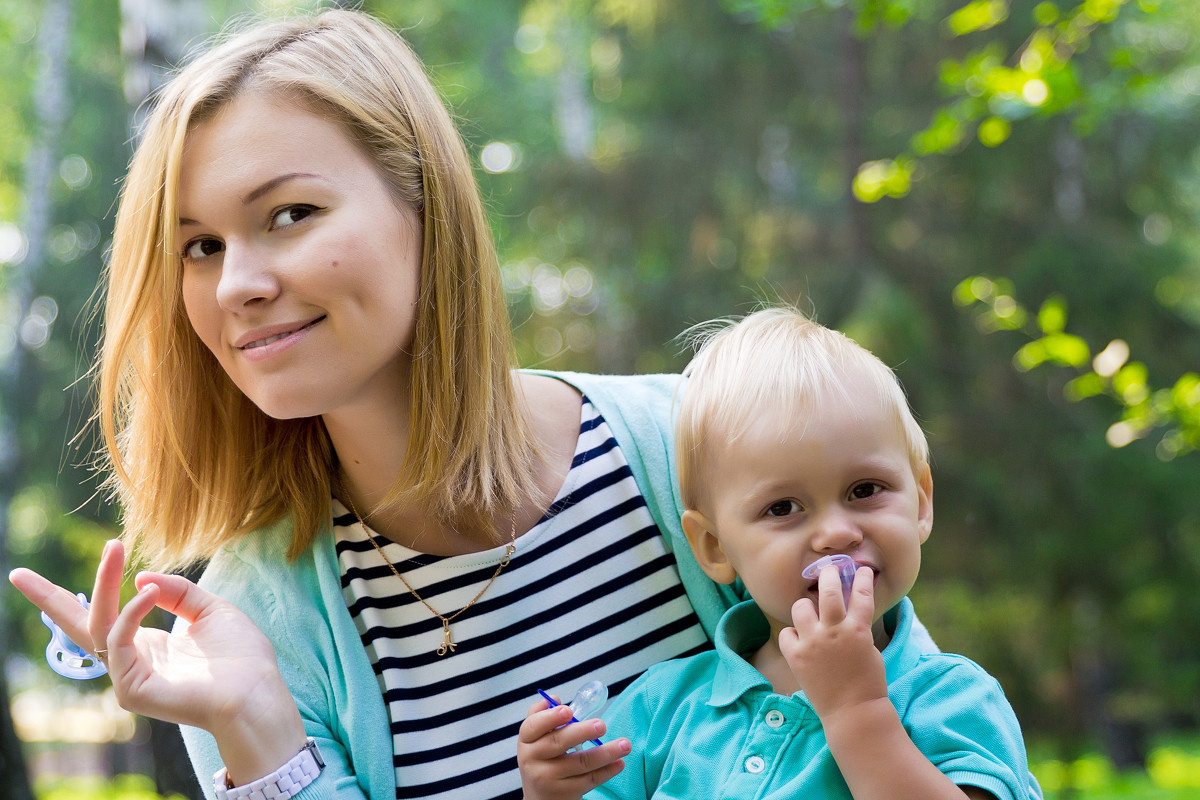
xmin=437 ymin=620 xmax=457 ymax=656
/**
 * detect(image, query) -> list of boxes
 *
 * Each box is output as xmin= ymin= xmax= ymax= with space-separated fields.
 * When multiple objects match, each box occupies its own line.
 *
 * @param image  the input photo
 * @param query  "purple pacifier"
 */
xmin=802 ymin=554 xmax=858 ymax=609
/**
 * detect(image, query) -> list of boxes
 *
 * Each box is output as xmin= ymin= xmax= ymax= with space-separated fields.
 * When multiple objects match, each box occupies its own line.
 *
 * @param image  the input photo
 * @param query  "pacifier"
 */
xmin=801 ymin=554 xmax=858 ymax=609
xmin=537 ymin=679 xmax=609 ymax=750
xmin=41 ymin=593 xmax=107 ymax=680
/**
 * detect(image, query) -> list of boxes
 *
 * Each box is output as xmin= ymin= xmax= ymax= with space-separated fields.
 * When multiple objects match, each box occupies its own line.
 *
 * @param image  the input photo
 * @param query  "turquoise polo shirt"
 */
xmin=589 ymin=598 xmax=1041 ymax=800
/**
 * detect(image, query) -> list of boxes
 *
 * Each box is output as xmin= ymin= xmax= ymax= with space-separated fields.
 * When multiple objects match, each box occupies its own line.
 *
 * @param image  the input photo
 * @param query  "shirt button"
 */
xmin=765 ymin=709 xmax=785 ymax=728
xmin=745 ymin=755 xmax=766 ymax=774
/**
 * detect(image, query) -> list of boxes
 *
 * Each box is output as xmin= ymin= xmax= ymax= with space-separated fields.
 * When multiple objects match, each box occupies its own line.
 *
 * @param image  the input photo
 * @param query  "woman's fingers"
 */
xmin=106 ymin=581 xmax=162 ymax=669
xmin=88 ymin=539 xmax=126 ymax=657
xmin=9 ymin=567 xmax=93 ymax=650
xmin=134 ymin=571 xmax=223 ymax=625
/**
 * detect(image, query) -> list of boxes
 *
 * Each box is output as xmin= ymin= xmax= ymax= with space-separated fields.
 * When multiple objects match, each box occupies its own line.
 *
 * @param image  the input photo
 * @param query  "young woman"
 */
xmin=9 ymin=9 xmax=747 ymax=800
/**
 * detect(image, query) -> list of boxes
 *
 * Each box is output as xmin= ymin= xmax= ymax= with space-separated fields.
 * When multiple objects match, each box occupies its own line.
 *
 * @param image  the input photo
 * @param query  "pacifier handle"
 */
xmin=802 ymin=554 xmax=858 ymax=609
xmin=567 ymin=679 xmax=608 ymax=721
xmin=536 ymin=679 xmax=609 ymax=750
xmin=41 ymin=593 xmax=107 ymax=680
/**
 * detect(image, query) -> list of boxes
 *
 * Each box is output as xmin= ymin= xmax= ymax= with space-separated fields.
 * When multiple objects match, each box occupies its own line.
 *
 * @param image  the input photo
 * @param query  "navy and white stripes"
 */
xmin=335 ymin=398 xmax=709 ymax=799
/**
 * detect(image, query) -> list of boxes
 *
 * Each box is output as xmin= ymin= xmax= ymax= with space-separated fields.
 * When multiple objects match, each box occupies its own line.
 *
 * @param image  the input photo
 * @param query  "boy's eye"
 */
xmin=270 ymin=204 xmax=316 ymax=229
xmin=849 ymin=482 xmax=883 ymax=500
xmin=765 ymin=500 xmax=802 ymax=517
xmin=183 ymin=237 xmax=223 ymax=260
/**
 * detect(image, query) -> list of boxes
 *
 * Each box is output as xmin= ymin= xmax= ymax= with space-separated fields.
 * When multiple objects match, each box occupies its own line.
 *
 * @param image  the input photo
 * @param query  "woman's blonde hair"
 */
xmin=99 ymin=9 xmax=537 ymax=571
xmin=675 ymin=307 xmax=929 ymax=511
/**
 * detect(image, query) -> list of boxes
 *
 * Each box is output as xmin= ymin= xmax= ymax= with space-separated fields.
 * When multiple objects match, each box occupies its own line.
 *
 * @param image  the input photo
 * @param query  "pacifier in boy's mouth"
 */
xmin=801 ymin=554 xmax=857 ymax=609
xmin=41 ymin=593 xmax=108 ymax=680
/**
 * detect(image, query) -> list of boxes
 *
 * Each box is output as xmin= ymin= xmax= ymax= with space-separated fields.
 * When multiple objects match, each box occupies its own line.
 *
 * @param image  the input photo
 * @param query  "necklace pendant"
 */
xmin=437 ymin=621 xmax=457 ymax=656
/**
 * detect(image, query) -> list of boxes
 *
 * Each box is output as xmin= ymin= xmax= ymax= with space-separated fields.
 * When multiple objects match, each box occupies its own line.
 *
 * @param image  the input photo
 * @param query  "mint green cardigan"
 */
xmin=181 ymin=372 xmax=747 ymax=799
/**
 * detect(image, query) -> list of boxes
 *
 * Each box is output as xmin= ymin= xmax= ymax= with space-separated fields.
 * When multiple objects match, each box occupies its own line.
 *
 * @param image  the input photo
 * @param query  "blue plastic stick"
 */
xmin=537 ymin=689 xmax=604 ymax=748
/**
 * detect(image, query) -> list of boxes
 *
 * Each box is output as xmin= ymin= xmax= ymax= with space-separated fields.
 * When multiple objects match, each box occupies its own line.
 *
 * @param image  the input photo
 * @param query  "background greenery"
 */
xmin=1 ymin=0 xmax=1198 ymax=797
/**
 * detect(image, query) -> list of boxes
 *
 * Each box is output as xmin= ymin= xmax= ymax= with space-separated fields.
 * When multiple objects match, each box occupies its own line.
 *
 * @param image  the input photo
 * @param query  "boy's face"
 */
xmin=683 ymin=381 xmax=933 ymax=642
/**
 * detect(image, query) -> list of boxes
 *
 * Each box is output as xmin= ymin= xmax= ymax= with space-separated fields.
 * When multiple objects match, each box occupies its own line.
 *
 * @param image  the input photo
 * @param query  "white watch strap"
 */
xmin=213 ymin=738 xmax=325 ymax=800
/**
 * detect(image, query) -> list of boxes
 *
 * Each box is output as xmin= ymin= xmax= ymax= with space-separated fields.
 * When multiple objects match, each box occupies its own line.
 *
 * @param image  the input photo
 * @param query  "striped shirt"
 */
xmin=335 ymin=398 xmax=710 ymax=800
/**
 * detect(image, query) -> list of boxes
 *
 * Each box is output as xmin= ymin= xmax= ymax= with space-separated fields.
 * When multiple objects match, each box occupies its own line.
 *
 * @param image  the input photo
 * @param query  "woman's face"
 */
xmin=177 ymin=92 xmax=422 ymax=421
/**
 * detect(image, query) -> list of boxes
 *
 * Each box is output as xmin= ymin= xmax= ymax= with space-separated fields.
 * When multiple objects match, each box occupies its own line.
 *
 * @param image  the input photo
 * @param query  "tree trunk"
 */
xmin=0 ymin=0 xmax=74 ymax=795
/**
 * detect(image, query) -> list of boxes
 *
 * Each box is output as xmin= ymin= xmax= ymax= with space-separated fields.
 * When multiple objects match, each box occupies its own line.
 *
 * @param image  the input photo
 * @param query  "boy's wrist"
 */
xmin=820 ymin=695 xmax=900 ymax=750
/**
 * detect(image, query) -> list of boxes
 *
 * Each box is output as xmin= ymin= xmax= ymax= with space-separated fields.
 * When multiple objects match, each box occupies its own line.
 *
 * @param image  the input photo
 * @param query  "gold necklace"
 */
xmin=343 ymin=495 xmax=516 ymax=656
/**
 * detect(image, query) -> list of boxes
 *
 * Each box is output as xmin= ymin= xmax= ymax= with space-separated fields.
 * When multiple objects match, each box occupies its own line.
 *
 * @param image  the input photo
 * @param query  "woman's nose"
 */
xmin=215 ymin=244 xmax=281 ymax=310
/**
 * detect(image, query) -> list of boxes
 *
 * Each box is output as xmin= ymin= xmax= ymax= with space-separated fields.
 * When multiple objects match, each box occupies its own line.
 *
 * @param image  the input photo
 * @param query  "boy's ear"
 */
xmin=681 ymin=509 xmax=738 ymax=585
xmin=916 ymin=464 xmax=934 ymax=544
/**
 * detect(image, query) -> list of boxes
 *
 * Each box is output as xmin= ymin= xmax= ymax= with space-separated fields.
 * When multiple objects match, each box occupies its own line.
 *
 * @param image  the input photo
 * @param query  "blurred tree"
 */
xmin=0 ymin=0 xmax=74 ymax=795
xmin=375 ymin=0 xmax=1200 ymax=767
xmin=2 ymin=0 xmax=1198 ymax=788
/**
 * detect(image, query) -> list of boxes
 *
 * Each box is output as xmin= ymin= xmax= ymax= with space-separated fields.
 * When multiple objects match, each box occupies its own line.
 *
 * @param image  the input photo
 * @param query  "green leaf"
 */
xmin=1037 ymin=295 xmax=1069 ymax=333
xmin=946 ymin=0 xmax=1011 ymax=36
xmin=1041 ymin=332 xmax=1091 ymax=367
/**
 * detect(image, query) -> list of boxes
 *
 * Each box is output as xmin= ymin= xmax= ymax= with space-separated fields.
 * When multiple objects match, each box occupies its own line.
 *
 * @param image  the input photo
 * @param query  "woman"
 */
xmin=10 ymin=9 xmax=743 ymax=800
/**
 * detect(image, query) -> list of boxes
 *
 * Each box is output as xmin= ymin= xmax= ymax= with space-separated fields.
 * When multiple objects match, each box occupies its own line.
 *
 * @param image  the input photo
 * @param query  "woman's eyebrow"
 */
xmin=241 ymin=172 xmax=320 ymax=205
xmin=178 ymin=172 xmax=322 ymax=227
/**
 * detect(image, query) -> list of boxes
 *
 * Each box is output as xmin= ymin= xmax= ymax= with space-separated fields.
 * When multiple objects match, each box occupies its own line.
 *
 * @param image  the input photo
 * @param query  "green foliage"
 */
xmin=3 ymin=0 xmax=1199 ymax=780
xmin=1030 ymin=740 xmax=1200 ymax=797
xmin=955 ymin=277 xmax=1200 ymax=458
xmin=36 ymin=773 xmax=188 ymax=800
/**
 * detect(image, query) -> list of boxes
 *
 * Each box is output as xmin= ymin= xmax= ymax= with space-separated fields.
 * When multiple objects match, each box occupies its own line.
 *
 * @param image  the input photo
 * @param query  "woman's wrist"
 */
xmin=214 ymin=738 xmax=325 ymax=799
xmin=212 ymin=675 xmax=308 ymax=785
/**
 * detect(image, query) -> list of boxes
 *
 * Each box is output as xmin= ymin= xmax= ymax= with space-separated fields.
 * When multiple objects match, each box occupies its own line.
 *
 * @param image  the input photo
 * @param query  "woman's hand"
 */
xmin=9 ymin=538 xmax=306 ymax=785
xmin=517 ymin=695 xmax=629 ymax=800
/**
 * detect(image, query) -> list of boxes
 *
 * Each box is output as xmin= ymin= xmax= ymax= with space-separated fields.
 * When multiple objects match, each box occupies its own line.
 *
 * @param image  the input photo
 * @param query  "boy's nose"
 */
xmin=809 ymin=508 xmax=863 ymax=553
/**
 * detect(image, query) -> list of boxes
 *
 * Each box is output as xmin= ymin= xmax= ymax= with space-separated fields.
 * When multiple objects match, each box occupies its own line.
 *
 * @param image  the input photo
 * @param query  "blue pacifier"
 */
xmin=802 ymin=554 xmax=858 ymax=609
xmin=41 ymin=593 xmax=107 ymax=680
xmin=537 ymin=679 xmax=609 ymax=750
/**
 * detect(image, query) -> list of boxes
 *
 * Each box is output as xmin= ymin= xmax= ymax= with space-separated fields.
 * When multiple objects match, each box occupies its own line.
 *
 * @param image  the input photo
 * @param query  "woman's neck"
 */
xmin=326 ymin=372 xmax=583 ymax=557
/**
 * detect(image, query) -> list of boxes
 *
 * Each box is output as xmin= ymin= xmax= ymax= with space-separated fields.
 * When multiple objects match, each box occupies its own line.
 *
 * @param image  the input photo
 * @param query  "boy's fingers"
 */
xmin=818 ymin=566 xmax=848 ymax=622
xmin=518 ymin=703 xmax=574 ymax=743
xmin=848 ymin=566 xmax=876 ymax=619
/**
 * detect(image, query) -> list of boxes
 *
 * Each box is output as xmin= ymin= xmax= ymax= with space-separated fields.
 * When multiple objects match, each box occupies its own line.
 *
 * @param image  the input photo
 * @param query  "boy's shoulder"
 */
xmin=612 ymin=647 xmax=724 ymax=709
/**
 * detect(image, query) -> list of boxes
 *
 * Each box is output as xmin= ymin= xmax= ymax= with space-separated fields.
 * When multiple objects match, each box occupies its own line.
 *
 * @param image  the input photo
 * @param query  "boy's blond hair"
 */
xmin=675 ymin=307 xmax=929 ymax=510
xmin=98 ymin=10 xmax=537 ymax=570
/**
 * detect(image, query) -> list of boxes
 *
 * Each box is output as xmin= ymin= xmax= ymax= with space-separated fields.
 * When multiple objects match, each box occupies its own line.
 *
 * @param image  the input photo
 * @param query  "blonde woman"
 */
xmin=9 ymin=9 xmax=747 ymax=800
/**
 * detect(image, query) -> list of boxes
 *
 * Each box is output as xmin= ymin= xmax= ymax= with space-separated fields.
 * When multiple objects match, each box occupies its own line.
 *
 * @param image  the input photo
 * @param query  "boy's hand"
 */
xmin=517 ymin=696 xmax=630 ymax=800
xmin=779 ymin=564 xmax=888 ymax=723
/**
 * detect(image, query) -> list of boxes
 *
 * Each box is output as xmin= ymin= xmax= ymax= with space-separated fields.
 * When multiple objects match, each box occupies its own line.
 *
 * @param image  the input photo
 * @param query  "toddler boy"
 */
xmin=519 ymin=308 xmax=1041 ymax=800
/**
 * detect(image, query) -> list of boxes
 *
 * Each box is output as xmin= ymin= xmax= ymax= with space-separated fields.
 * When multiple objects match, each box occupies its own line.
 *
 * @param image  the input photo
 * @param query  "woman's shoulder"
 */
xmin=198 ymin=516 xmax=329 ymax=625
xmin=528 ymin=370 xmax=683 ymax=402
xmin=527 ymin=370 xmax=683 ymax=433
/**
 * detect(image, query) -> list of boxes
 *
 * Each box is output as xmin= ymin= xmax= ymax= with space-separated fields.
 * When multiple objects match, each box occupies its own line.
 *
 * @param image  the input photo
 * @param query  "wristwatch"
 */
xmin=213 ymin=738 xmax=325 ymax=800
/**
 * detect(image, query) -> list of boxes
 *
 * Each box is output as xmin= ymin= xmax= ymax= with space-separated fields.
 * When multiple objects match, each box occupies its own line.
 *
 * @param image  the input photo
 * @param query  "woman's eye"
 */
xmin=270 ymin=205 xmax=316 ymax=229
xmin=765 ymin=500 xmax=801 ymax=517
xmin=849 ymin=482 xmax=883 ymax=500
xmin=182 ymin=237 xmax=223 ymax=260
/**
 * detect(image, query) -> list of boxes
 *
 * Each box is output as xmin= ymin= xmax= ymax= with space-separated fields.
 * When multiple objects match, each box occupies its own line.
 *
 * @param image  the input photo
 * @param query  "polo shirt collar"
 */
xmin=708 ymin=600 xmax=774 ymax=707
xmin=706 ymin=596 xmax=922 ymax=708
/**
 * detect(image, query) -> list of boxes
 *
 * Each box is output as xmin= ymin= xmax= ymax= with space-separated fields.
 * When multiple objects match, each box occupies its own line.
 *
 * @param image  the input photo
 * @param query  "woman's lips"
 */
xmin=236 ymin=316 xmax=325 ymax=350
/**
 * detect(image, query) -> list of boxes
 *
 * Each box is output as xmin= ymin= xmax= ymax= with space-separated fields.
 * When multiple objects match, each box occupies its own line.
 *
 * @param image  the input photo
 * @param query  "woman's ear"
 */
xmin=681 ymin=509 xmax=738 ymax=585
